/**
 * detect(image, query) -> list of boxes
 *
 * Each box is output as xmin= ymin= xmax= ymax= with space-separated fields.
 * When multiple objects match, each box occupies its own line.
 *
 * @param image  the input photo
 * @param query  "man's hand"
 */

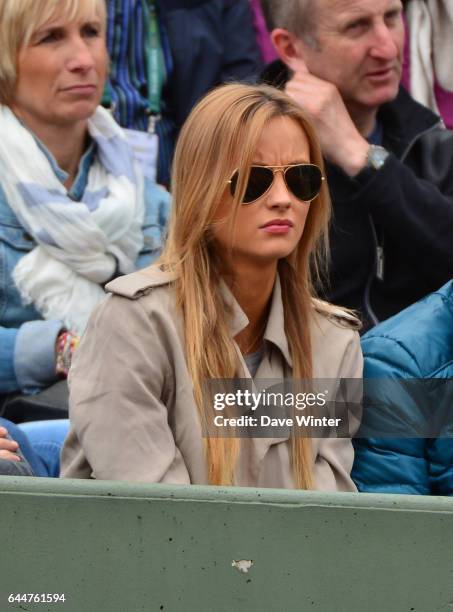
xmin=285 ymin=59 xmax=370 ymax=176
xmin=0 ymin=426 xmax=22 ymax=462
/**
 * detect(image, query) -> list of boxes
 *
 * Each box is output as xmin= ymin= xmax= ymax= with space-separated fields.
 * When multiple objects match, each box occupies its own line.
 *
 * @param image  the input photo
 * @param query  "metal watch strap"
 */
xmin=366 ymin=144 xmax=390 ymax=171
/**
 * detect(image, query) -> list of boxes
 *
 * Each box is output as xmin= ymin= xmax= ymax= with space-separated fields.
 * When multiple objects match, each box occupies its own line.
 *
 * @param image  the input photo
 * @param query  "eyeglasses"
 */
xmin=228 ymin=163 xmax=325 ymax=205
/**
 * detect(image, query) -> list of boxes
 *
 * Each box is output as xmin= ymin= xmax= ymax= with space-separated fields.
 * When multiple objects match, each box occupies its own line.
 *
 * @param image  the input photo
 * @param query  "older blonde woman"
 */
xmin=62 ymin=83 xmax=363 ymax=491
xmin=0 ymin=0 xmax=170 ymax=410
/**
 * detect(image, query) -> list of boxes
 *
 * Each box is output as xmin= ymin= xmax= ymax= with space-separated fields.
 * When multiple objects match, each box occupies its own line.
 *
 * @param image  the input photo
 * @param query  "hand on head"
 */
xmin=285 ymin=59 xmax=370 ymax=176
xmin=269 ymin=0 xmax=405 ymax=175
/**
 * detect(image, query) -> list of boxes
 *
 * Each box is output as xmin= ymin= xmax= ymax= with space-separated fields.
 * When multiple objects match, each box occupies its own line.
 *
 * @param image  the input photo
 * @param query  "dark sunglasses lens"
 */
xmin=230 ymin=167 xmax=274 ymax=203
xmin=286 ymin=165 xmax=323 ymax=201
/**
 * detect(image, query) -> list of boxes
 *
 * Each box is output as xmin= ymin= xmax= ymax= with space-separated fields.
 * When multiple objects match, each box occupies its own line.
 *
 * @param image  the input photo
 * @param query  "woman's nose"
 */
xmin=265 ymin=170 xmax=291 ymax=208
xmin=66 ymin=37 xmax=96 ymax=72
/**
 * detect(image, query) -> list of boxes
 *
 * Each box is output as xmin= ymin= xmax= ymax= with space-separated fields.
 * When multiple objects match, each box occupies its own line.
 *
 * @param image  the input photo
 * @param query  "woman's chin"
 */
xmin=49 ymin=99 xmax=101 ymax=125
xmin=64 ymin=102 xmax=100 ymax=121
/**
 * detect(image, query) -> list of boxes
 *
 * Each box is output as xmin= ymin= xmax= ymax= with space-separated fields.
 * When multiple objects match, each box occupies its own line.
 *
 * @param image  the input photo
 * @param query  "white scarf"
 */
xmin=0 ymin=105 xmax=144 ymax=334
xmin=406 ymin=0 xmax=453 ymax=115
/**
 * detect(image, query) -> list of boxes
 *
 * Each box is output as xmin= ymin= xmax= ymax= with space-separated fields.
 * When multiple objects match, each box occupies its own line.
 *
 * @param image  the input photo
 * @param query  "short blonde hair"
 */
xmin=260 ymin=0 xmax=319 ymax=48
xmin=0 ymin=0 xmax=106 ymax=104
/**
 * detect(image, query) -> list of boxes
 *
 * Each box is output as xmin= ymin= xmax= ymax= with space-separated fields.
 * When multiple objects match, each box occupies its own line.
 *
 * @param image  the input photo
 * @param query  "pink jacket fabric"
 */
xmin=402 ymin=14 xmax=453 ymax=128
xmin=249 ymin=0 xmax=277 ymax=64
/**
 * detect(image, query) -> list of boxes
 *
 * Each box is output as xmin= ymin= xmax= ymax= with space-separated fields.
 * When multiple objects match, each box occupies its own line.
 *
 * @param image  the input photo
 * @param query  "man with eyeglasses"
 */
xmin=260 ymin=0 xmax=453 ymax=330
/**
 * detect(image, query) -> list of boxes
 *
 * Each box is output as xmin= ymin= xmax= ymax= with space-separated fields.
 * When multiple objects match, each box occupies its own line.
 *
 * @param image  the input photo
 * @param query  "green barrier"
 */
xmin=1 ymin=476 xmax=452 ymax=612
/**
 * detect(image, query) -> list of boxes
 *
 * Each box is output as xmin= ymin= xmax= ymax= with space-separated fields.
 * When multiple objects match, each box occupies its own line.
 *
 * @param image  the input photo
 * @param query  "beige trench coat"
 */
xmin=61 ymin=267 xmax=363 ymax=491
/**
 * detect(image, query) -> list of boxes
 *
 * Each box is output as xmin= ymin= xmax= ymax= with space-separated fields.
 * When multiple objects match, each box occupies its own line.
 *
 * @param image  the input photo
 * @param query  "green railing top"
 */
xmin=1 ymin=475 xmax=452 ymax=512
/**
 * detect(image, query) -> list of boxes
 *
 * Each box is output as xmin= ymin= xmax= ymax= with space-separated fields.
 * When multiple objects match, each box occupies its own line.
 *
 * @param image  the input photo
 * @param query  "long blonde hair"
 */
xmin=160 ymin=83 xmax=333 ymax=488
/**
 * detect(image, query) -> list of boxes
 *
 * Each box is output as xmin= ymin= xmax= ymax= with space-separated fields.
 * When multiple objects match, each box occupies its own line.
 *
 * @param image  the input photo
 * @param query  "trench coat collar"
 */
xmin=107 ymin=266 xmax=294 ymax=369
xmin=220 ymin=274 xmax=293 ymax=369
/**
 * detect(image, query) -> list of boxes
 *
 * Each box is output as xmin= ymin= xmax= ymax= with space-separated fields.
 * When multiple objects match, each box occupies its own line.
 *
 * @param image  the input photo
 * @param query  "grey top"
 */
xmin=244 ymin=345 xmax=265 ymax=378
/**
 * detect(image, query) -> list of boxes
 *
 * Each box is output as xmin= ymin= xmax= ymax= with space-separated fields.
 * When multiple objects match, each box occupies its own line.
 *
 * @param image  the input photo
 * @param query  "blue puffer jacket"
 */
xmin=352 ymin=281 xmax=453 ymax=495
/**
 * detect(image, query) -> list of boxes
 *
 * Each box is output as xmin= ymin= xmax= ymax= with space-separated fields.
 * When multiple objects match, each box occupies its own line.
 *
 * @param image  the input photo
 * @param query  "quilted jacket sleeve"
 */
xmin=352 ymin=334 xmax=430 ymax=495
xmin=353 ymin=285 xmax=453 ymax=496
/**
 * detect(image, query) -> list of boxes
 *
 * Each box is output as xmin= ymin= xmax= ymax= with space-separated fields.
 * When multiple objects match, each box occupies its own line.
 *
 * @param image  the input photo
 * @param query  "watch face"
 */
xmin=368 ymin=145 xmax=389 ymax=170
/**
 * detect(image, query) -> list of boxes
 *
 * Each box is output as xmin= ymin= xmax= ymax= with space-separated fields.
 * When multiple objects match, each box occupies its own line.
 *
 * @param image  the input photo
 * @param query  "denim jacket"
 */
xmin=0 ymin=142 xmax=170 ymax=395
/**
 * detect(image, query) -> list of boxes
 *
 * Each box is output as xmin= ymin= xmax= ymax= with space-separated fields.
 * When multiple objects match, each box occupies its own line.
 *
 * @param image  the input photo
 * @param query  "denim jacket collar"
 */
xmin=19 ymin=119 xmax=96 ymax=201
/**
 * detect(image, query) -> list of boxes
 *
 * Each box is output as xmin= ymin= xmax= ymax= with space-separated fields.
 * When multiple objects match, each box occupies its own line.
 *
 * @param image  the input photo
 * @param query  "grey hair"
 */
xmin=260 ymin=0 xmax=318 ymax=48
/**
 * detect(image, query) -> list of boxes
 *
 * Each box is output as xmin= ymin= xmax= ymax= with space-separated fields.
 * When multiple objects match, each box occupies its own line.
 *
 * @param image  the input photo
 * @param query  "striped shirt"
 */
xmin=105 ymin=0 xmax=175 ymax=185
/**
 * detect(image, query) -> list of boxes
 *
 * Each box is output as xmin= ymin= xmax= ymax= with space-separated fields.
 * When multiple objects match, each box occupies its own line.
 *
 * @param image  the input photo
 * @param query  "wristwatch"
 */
xmin=366 ymin=145 xmax=390 ymax=170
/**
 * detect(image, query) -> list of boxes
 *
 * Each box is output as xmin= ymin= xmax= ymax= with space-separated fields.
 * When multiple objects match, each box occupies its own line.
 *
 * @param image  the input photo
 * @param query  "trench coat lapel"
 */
xmin=220 ymin=276 xmax=293 ymax=485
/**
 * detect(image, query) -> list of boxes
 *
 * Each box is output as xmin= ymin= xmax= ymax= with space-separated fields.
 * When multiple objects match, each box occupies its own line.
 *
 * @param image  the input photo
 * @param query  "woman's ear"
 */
xmin=271 ymin=28 xmax=308 ymax=74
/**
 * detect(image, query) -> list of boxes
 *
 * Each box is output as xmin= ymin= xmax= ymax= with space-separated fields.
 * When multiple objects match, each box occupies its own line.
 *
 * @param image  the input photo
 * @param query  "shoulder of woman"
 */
xmin=73 ymin=266 xmax=180 ymax=372
xmin=311 ymin=298 xmax=362 ymax=333
xmin=105 ymin=265 xmax=177 ymax=300
xmin=309 ymin=300 xmax=363 ymax=379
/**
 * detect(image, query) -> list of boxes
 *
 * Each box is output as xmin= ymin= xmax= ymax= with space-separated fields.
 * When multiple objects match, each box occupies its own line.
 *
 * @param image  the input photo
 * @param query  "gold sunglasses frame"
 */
xmin=227 ymin=163 xmax=326 ymax=204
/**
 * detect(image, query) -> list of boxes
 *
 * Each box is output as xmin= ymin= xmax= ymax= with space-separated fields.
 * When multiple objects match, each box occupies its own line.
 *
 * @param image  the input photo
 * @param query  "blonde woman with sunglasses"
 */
xmin=62 ymin=83 xmax=363 ymax=491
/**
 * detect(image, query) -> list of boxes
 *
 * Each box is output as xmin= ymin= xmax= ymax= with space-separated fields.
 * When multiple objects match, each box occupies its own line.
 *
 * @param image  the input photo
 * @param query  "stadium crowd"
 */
xmin=0 ymin=0 xmax=452 ymax=496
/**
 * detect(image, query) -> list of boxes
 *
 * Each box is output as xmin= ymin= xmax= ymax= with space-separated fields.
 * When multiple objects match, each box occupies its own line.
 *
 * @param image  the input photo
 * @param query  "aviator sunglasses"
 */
xmin=228 ymin=163 xmax=325 ymax=205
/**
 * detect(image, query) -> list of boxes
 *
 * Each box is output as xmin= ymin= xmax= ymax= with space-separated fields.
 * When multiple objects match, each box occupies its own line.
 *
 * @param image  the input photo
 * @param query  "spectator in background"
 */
xmin=105 ymin=0 xmax=262 ymax=186
xmin=260 ymin=0 xmax=453 ymax=330
xmin=0 ymin=0 xmax=170 ymax=419
xmin=402 ymin=0 xmax=453 ymax=129
xmin=353 ymin=280 xmax=453 ymax=495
